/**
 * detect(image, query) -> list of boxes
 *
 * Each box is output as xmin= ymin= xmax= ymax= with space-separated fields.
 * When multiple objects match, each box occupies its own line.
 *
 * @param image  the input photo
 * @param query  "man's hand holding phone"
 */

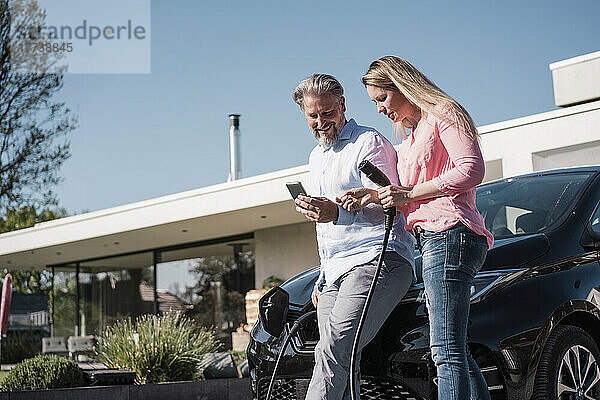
xmin=287 ymin=181 xmax=339 ymax=223
xmin=295 ymin=195 xmax=339 ymax=223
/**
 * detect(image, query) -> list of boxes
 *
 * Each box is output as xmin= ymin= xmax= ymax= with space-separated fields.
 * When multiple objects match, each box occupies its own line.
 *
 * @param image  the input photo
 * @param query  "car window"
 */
xmin=476 ymin=173 xmax=592 ymax=239
xmin=591 ymin=203 xmax=600 ymax=233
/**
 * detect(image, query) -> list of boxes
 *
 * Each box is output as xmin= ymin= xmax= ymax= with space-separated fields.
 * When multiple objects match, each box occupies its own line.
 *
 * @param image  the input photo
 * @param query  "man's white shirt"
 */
xmin=307 ymin=118 xmax=415 ymax=289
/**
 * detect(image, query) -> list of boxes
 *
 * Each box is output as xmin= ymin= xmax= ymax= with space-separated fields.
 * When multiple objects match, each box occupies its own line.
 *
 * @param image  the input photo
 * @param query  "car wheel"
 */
xmin=533 ymin=325 xmax=600 ymax=400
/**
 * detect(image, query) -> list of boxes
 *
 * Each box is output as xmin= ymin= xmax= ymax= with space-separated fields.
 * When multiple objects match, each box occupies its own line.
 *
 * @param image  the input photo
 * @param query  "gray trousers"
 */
xmin=305 ymin=252 xmax=414 ymax=400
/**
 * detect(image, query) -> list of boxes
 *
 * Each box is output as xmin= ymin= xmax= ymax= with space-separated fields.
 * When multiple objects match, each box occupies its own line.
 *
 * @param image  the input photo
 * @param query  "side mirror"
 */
xmin=259 ymin=286 xmax=289 ymax=337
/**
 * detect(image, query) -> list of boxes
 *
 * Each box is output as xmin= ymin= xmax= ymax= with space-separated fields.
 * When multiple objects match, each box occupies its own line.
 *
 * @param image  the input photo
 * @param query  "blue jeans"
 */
xmin=306 ymin=252 xmax=414 ymax=400
xmin=420 ymin=222 xmax=491 ymax=400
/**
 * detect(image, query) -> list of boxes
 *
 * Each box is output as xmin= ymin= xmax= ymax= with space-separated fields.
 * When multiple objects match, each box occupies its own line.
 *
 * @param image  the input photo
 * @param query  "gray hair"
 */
xmin=292 ymin=74 xmax=344 ymax=111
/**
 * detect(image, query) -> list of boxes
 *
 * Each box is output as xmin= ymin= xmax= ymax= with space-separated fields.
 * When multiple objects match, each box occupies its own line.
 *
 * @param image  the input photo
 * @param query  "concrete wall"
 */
xmin=479 ymin=101 xmax=600 ymax=178
xmin=0 ymin=379 xmax=251 ymax=400
xmin=550 ymin=51 xmax=600 ymax=107
xmin=532 ymin=140 xmax=600 ymax=172
xmin=254 ymin=222 xmax=320 ymax=288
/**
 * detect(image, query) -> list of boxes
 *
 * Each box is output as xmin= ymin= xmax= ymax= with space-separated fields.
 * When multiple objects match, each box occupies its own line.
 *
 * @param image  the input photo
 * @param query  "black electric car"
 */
xmin=248 ymin=166 xmax=600 ymax=400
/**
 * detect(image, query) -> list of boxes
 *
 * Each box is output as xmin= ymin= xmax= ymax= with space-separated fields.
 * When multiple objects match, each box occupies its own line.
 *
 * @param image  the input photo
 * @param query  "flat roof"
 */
xmin=549 ymin=50 xmax=600 ymax=71
xmin=0 ymin=165 xmax=309 ymax=269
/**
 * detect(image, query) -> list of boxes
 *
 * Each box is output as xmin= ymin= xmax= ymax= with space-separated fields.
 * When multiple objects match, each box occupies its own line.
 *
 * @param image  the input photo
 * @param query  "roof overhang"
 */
xmin=0 ymin=165 xmax=309 ymax=270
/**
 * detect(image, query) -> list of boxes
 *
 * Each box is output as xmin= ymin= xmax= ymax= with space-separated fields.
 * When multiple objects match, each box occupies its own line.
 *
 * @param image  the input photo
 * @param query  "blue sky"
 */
xmin=53 ymin=0 xmax=600 ymax=214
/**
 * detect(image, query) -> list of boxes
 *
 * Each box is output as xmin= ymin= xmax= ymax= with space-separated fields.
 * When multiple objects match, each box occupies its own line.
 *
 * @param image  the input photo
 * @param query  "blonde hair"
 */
xmin=362 ymin=56 xmax=478 ymax=139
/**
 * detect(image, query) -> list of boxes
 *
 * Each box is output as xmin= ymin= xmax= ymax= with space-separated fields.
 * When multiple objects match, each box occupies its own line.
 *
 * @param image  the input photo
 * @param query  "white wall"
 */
xmin=254 ymin=222 xmax=320 ymax=288
xmin=550 ymin=51 xmax=600 ymax=107
xmin=532 ymin=140 xmax=600 ymax=171
xmin=479 ymin=101 xmax=600 ymax=177
xmin=483 ymin=159 xmax=503 ymax=182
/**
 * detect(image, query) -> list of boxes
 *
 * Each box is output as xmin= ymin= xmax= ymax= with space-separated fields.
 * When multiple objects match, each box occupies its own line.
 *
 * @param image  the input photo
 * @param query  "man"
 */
xmin=292 ymin=74 xmax=415 ymax=400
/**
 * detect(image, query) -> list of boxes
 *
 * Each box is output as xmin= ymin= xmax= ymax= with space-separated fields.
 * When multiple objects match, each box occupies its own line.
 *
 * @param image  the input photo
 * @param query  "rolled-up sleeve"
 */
xmin=431 ymin=117 xmax=485 ymax=195
xmin=334 ymin=205 xmax=355 ymax=225
xmin=357 ymin=132 xmax=400 ymax=188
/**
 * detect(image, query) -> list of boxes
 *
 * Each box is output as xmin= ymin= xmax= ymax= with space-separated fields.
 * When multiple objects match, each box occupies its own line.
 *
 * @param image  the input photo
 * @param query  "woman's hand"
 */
xmin=378 ymin=185 xmax=414 ymax=208
xmin=336 ymin=188 xmax=379 ymax=211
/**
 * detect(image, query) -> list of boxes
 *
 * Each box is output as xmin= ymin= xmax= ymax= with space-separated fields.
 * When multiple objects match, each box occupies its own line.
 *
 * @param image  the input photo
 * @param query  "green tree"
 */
xmin=187 ymin=251 xmax=254 ymax=332
xmin=0 ymin=205 xmax=65 ymax=293
xmin=0 ymin=0 xmax=76 ymax=208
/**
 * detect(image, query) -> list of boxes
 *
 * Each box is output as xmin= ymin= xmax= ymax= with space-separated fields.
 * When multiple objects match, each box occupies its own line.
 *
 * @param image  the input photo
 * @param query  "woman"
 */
xmin=339 ymin=56 xmax=494 ymax=400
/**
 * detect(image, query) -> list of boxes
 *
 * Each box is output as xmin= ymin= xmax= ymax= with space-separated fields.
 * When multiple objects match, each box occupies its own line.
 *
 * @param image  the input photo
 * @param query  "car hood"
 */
xmin=280 ymin=266 xmax=319 ymax=307
xmin=279 ymin=233 xmax=550 ymax=305
xmin=481 ymin=233 xmax=550 ymax=271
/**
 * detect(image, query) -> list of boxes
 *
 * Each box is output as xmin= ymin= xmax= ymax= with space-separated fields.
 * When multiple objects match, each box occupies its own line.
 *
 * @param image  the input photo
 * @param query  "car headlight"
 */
xmin=470 ymin=268 xmax=528 ymax=303
xmin=258 ymin=286 xmax=289 ymax=337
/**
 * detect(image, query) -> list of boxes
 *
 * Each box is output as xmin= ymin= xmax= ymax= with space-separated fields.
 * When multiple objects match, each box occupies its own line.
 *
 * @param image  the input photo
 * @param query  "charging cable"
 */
xmin=265 ymin=310 xmax=317 ymax=400
xmin=349 ymin=160 xmax=396 ymax=400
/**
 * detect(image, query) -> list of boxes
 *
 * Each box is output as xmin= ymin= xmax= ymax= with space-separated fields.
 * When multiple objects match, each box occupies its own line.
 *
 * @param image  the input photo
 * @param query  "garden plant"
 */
xmin=96 ymin=312 xmax=220 ymax=384
xmin=0 ymin=354 xmax=86 ymax=391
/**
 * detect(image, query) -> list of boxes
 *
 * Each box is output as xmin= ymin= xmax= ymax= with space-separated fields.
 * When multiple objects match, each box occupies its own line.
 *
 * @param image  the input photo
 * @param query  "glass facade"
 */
xmin=52 ymin=269 xmax=77 ymax=337
xmin=159 ymin=240 xmax=255 ymax=334
xmin=52 ymin=253 xmax=155 ymax=337
xmin=47 ymin=238 xmax=255 ymax=347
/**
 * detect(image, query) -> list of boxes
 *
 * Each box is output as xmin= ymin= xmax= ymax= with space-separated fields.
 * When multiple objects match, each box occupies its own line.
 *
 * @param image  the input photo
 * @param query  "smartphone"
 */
xmin=286 ymin=181 xmax=307 ymax=200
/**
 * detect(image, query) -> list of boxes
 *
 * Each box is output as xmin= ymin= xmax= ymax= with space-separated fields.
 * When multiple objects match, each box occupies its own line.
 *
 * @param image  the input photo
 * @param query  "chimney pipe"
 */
xmin=228 ymin=114 xmax=241 ymax=181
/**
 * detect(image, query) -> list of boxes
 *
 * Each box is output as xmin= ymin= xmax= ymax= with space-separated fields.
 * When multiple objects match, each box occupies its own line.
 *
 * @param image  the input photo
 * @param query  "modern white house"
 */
xmin=1 ymin=51 xmax=599 ymax=338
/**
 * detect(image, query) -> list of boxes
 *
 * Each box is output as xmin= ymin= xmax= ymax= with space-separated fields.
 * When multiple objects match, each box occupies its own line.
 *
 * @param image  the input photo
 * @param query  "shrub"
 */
xmin=0 ymin=328 xmax=43 ymax=364
xmin=0 ymin=354 xmax=86 ymax=391
xmin=96 ymin=312 xmax=220 ymax=384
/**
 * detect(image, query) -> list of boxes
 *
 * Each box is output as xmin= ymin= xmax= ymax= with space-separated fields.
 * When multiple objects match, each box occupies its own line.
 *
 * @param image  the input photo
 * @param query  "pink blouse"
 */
xmin=397 ymin=105 xmax=494 ymax=248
